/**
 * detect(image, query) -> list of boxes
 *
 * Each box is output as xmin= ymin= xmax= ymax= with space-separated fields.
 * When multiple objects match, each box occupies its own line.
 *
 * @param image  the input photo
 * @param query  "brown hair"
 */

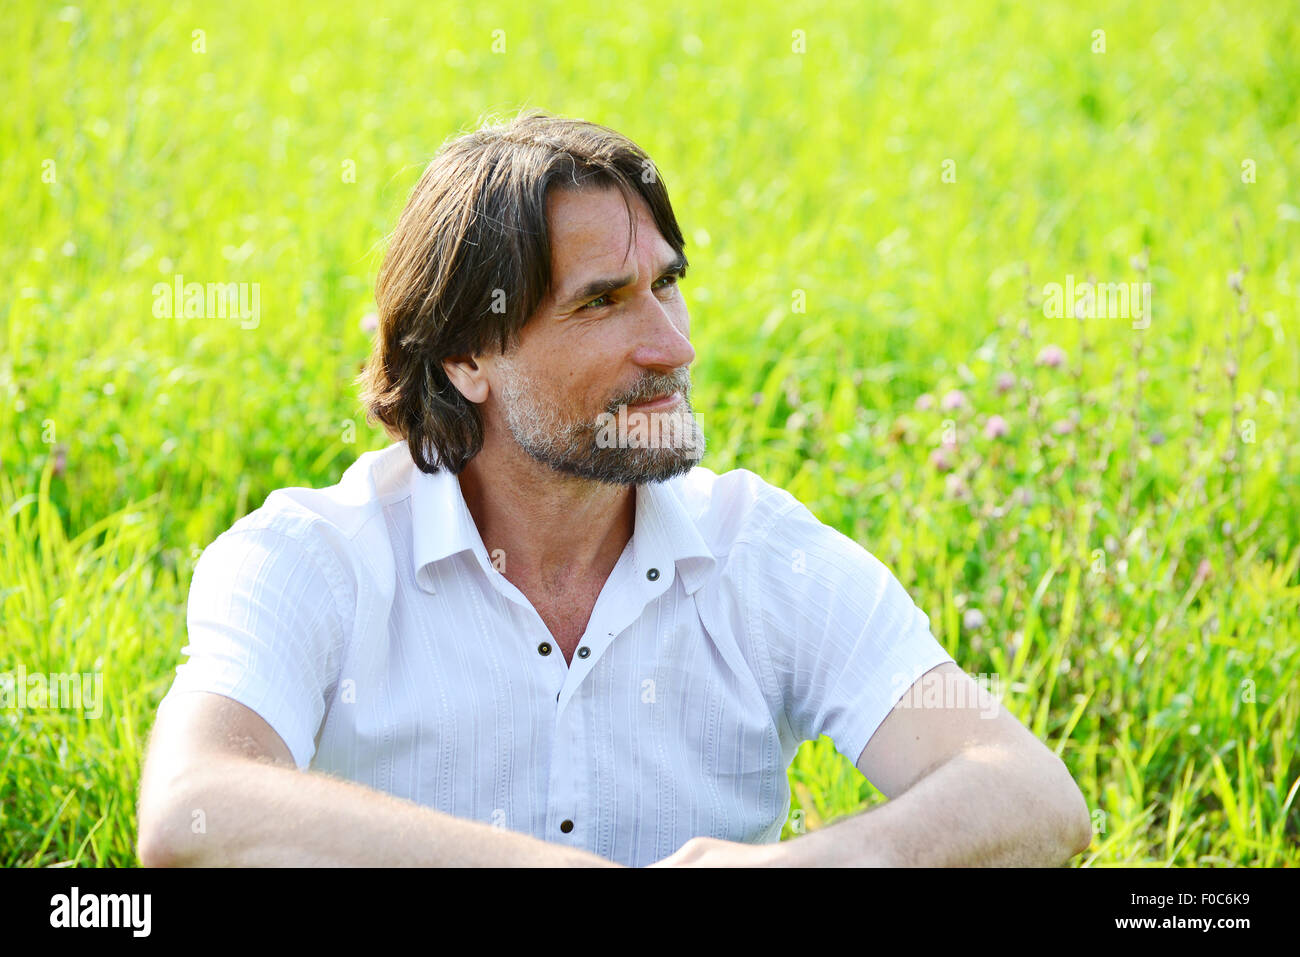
xmin=356 ymin=108 xmax=688 ymax=474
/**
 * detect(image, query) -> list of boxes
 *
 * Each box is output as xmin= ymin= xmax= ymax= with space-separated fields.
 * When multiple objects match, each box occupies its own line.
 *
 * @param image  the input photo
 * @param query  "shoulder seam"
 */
xmin=730 ymin=493 xmax=806 ymax=552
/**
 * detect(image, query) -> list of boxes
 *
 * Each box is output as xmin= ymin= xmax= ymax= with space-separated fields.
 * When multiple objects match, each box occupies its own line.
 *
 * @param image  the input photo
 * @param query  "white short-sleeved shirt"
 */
xmin=163 ymin=441 xmax=954 ymax=867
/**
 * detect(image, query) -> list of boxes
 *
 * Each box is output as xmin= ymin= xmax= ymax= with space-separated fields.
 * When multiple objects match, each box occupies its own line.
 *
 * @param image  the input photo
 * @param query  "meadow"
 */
xmin=1 ymin=0 xmax=1296 ymax=866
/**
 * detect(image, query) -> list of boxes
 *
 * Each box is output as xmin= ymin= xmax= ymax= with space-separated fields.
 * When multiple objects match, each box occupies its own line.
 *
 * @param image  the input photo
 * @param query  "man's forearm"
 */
xmin=779 ymin=744 xmax=1092 ymax=867
xmin=140 ymin=756 xmax=622 ymax=867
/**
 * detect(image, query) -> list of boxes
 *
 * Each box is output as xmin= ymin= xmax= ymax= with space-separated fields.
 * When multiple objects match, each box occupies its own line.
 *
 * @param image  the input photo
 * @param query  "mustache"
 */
xmin=606 ymin=368 xmax=692 ymax=412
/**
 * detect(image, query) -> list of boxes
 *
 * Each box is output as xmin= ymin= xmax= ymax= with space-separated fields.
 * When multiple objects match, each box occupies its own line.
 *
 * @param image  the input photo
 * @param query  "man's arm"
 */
xmin=779 ymin=662 xmax=1092 ymax=867
xmin=136 ymin=691 xmax=622 ymax=867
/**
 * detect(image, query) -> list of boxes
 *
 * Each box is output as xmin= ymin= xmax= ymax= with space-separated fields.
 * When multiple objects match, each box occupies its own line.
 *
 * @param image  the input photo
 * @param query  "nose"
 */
xmin=630 ymin=292 xmax=695 ymax=373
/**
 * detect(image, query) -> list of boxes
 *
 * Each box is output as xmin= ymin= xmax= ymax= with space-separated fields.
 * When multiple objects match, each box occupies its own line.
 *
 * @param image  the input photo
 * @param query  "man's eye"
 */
xmin=580 ymin=276 xmax=681 ymax=311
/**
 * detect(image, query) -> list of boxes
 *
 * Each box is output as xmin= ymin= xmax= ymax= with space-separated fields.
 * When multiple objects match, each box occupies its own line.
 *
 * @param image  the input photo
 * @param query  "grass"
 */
xmin=1 ymin=0 xmax=1297 ymax=866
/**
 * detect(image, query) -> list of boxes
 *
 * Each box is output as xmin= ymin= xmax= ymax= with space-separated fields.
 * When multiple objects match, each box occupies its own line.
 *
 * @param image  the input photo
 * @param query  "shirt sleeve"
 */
xmin=741 ymin=495 xmax=955 ymax=769
xmin=161 ymin=523 xmax=350 ymax=770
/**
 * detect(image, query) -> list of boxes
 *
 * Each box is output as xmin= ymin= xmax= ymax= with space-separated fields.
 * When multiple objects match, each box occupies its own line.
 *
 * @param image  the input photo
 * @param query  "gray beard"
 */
xmin=495 ymin=359 xmax=706 ymax=485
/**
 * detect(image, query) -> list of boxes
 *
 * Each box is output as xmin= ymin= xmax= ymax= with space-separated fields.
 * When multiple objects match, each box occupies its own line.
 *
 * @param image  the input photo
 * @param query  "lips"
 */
xmin=627 ymin=391 xmax=681 ymax=410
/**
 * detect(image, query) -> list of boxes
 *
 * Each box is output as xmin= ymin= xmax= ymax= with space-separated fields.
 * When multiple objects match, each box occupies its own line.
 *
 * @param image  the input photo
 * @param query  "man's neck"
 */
xmin=455 ymin=438 xmax=636 ymax=595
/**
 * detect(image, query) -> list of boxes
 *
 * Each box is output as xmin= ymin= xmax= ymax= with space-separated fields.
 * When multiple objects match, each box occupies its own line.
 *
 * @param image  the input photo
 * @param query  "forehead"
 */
xmin=546 ymin=186 xmax=671 ymax=283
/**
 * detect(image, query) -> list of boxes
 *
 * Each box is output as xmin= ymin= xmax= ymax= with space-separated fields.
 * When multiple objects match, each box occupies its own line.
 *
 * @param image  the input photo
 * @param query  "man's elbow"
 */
xmin=136 ymin=770 xmax=207 ymax=868
xmin=137 ymin=827 xmax=174 ymax=868
xmin=1009 ymin=745 xmax=1092 ymax=864
xmin=136 ymin=794 xmax=175 ymax=867
xmin=1069 ymin=791 xmax=1094 ymax=858
xmin=1049 ymin=757 xmax=1093 ymax=862
xmin=137 ymin=798 xmax=188 ymax=867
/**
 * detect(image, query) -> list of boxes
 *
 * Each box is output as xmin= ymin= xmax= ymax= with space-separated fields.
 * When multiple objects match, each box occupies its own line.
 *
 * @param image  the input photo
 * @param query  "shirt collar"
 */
xmin=409 ymin=459 xmax=717 ymax=596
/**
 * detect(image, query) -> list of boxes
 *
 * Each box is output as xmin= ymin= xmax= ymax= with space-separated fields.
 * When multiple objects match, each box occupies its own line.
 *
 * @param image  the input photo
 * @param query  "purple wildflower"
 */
xmin=940 ymin=389 xmax=967 ymax=412
xmin=1036 ymin=344 xmax=1066 ymax=368
xmin=984 ymin=415 xmax=1010 ymax=440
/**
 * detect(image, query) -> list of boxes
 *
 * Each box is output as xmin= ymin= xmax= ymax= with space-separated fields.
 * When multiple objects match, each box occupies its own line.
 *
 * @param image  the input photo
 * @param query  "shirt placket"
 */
xmin=544 ymin=549 xmax=675 ymax=854
xmin=473 ymin=540 xmax=675 ymax=855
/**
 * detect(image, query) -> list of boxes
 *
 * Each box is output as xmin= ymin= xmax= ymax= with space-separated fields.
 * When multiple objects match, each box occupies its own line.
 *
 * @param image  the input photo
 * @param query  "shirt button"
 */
xmin=537 ymin=642 xmax=552 ymax=656
xmin=577 ymin=646 xmax=590 ymax=659
xmin=646 ymin=567 xmax=660 ymax=581
xmin=560 ymin=819 xmax=574 ymax=834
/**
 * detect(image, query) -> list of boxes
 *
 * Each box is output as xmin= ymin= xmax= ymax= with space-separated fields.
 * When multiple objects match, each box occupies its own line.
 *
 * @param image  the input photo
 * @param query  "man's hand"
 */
xmin=646 ymin=836 xmax=791 ymax=867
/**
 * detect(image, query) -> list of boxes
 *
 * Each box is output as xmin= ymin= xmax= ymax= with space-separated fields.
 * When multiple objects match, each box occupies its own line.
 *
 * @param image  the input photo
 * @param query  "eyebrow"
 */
xmin=557 ymin=252 xmax=689 ymax=309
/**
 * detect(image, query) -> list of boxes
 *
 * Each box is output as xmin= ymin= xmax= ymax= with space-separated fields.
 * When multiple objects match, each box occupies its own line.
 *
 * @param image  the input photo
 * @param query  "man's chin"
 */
xmin=539 ymin=445 xmax=704 ymax=486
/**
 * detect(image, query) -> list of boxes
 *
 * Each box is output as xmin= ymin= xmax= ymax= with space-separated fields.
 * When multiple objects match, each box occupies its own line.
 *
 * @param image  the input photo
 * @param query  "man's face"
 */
xmin=485 ymin=186 xmax=704 ymax=485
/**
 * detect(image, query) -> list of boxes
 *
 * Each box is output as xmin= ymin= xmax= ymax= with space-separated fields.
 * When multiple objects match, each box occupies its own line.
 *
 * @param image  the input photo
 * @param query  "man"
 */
xmin=136 ymin=110 xmax=1091 ymax=868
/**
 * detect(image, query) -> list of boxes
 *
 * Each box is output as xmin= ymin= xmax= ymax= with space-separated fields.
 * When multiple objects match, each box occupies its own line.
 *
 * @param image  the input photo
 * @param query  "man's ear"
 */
xmin=442 ymin=354 xmax=491 ymax=405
